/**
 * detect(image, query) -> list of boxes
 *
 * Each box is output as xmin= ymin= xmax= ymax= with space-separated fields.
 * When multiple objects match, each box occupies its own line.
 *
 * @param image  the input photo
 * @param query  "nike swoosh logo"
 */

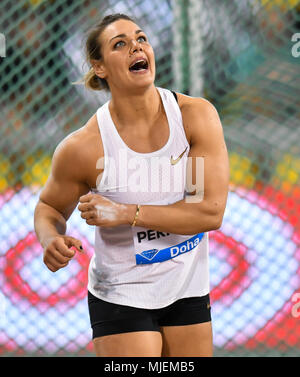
xmin=170 ymin=147 xmax=188 ymax=165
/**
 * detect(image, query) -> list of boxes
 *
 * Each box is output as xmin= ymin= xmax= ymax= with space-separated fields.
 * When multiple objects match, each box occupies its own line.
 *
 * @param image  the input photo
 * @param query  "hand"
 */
xmin=78 ymin=193 xmax=135 ymax=227
xmin=43 ymin=235 xmax=83 ymax=273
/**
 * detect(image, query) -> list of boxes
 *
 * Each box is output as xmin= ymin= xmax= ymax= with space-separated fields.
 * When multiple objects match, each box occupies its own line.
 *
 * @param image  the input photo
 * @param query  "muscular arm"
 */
xmin=34 ymin=136 xmax=90 ymax=248
xmin=134 ymin=95 xmax=229 ymax=235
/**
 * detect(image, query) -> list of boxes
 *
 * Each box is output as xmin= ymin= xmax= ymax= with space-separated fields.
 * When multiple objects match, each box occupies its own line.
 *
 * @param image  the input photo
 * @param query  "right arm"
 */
xmin=34 ymin=136 xmax=90 ymax=272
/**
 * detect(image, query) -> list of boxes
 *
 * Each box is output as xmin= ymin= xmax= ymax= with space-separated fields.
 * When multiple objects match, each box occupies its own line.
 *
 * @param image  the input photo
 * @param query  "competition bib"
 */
xmin=132 ymin=227 xmax=204 ymax=265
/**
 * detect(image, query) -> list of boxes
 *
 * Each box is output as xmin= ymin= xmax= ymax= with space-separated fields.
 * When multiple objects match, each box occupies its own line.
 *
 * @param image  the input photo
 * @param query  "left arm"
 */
xmin=78 ymin=96 xmax=229 ymax=235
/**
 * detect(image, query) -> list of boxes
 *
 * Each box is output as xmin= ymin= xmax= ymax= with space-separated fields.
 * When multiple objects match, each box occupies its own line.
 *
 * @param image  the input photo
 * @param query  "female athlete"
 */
xmin=34 ymin=13 xmax=229 ymax=357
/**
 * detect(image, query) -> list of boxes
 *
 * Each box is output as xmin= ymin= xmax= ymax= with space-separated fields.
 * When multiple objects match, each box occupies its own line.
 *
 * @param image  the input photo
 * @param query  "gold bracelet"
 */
xmin=131 ymin=204 xmax=141 ymax=227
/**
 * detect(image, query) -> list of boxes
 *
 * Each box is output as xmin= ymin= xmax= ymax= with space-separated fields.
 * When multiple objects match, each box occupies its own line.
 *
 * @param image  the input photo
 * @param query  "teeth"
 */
xmin=130 ymin=59 xmax=147 ymax=69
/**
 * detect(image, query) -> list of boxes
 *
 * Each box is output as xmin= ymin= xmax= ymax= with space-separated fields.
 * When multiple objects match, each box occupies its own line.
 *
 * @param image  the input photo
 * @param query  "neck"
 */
xmin=108 ymin=85 xmax=161 ymax=129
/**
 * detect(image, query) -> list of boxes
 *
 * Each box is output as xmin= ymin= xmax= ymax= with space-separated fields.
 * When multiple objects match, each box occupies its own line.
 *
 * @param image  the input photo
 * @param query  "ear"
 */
xmin=91 ymin=59 xmax=107 ymax=79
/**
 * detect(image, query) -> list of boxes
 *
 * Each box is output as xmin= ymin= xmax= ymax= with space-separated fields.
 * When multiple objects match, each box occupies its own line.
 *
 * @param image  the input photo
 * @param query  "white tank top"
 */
xmin=88 ymin=87 xmax=209 ymax=309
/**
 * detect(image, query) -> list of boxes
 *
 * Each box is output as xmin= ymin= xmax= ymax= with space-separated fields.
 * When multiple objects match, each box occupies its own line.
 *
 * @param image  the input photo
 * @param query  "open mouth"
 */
xmin=129 ymin=59 xmax=149 ymax=72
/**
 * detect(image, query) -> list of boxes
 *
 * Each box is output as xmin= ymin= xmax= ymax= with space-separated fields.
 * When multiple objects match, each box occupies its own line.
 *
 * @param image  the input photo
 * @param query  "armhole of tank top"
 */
xmin=170 ymin=90 xmax=190 ymax=148
xmin=171 ymin=91 xmax=178 ymax=103
xmin=95 ymin=107 xmax=109 ymax=192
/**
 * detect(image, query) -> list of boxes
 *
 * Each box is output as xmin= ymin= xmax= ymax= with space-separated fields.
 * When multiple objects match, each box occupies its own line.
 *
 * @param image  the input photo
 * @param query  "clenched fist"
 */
xmin=43 ymin=235 xmax=83 ymax=272
xmin=78 ymin=193 xmax=136 ymax=227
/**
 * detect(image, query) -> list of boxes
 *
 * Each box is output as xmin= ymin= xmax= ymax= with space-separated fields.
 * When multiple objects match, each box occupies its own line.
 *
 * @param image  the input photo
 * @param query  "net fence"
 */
xmin=0 ymin=0 xmax=300 ymax=356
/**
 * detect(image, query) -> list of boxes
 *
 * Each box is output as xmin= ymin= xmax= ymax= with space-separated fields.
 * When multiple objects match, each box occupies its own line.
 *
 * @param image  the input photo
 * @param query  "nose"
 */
xmin=129 ymin=39 xmax=143 ymax=55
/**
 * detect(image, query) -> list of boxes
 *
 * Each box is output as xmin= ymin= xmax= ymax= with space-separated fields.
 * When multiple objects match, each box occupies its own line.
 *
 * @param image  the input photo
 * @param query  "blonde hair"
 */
xmin=76 ymin=14 xmax=136 ymax=92
xmin=82 ymin=67 xmax=105 ymax=91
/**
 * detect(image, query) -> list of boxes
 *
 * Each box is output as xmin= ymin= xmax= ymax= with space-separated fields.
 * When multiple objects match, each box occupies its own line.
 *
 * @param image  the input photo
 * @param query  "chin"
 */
xmin=127 ymin=76 xmax=155 ymax=91
xmin=110 ymin=71 xmax=156 ymax=92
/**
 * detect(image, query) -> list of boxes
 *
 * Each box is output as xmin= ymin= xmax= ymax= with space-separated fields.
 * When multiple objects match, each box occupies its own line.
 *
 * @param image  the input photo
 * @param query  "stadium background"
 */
xmin=0 ymin=0 xmax=300 ymax=356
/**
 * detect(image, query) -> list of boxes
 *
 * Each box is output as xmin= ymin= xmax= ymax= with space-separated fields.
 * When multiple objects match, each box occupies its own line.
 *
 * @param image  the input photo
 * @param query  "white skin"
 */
xmin=78 ymin=193 xmax=130 ymax=227
xmin=95 ymin=203 xmax=119 ymax=222
xmin=95 ymin=199 xmax=127 ymax=222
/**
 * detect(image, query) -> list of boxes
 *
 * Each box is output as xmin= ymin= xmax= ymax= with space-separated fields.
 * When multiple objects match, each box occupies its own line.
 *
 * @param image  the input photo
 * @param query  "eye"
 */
xmin=114 ymin=40 xmax=125 ymax=49
xmin=137 ymin=35 xmax=147 ymax=43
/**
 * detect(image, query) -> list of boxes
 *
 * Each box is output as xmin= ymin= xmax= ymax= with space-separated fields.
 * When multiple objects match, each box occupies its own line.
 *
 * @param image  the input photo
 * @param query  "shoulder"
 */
xmin=53 ymin=128 xmax=84 ymax=166
xmin=176 ymin=92 xmax=218 ymax=119
xmin=175 ymin=93 xmax=222 ymax=145
xmin=51 ymin=114 xmax=101 ymax=179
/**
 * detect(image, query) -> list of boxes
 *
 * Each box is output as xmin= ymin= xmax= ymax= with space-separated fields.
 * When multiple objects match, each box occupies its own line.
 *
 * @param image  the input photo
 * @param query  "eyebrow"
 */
xmin=109 ymin=29 xmax=144 ymax=43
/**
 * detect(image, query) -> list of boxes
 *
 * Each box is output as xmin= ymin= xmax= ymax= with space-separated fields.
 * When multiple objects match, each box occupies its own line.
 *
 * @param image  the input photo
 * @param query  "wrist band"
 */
xmin=131 ymin=204 xmax=141 ymax=227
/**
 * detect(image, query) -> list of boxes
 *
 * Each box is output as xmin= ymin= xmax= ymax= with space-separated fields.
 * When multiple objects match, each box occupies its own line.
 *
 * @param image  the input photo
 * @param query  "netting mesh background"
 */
xmin=0 ymin=0 xmax=300 ymax=356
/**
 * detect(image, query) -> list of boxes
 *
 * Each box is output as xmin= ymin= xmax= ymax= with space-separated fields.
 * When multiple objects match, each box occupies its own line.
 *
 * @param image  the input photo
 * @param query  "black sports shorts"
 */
xmin=88 ymin=291 xmax=211 ymax=339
